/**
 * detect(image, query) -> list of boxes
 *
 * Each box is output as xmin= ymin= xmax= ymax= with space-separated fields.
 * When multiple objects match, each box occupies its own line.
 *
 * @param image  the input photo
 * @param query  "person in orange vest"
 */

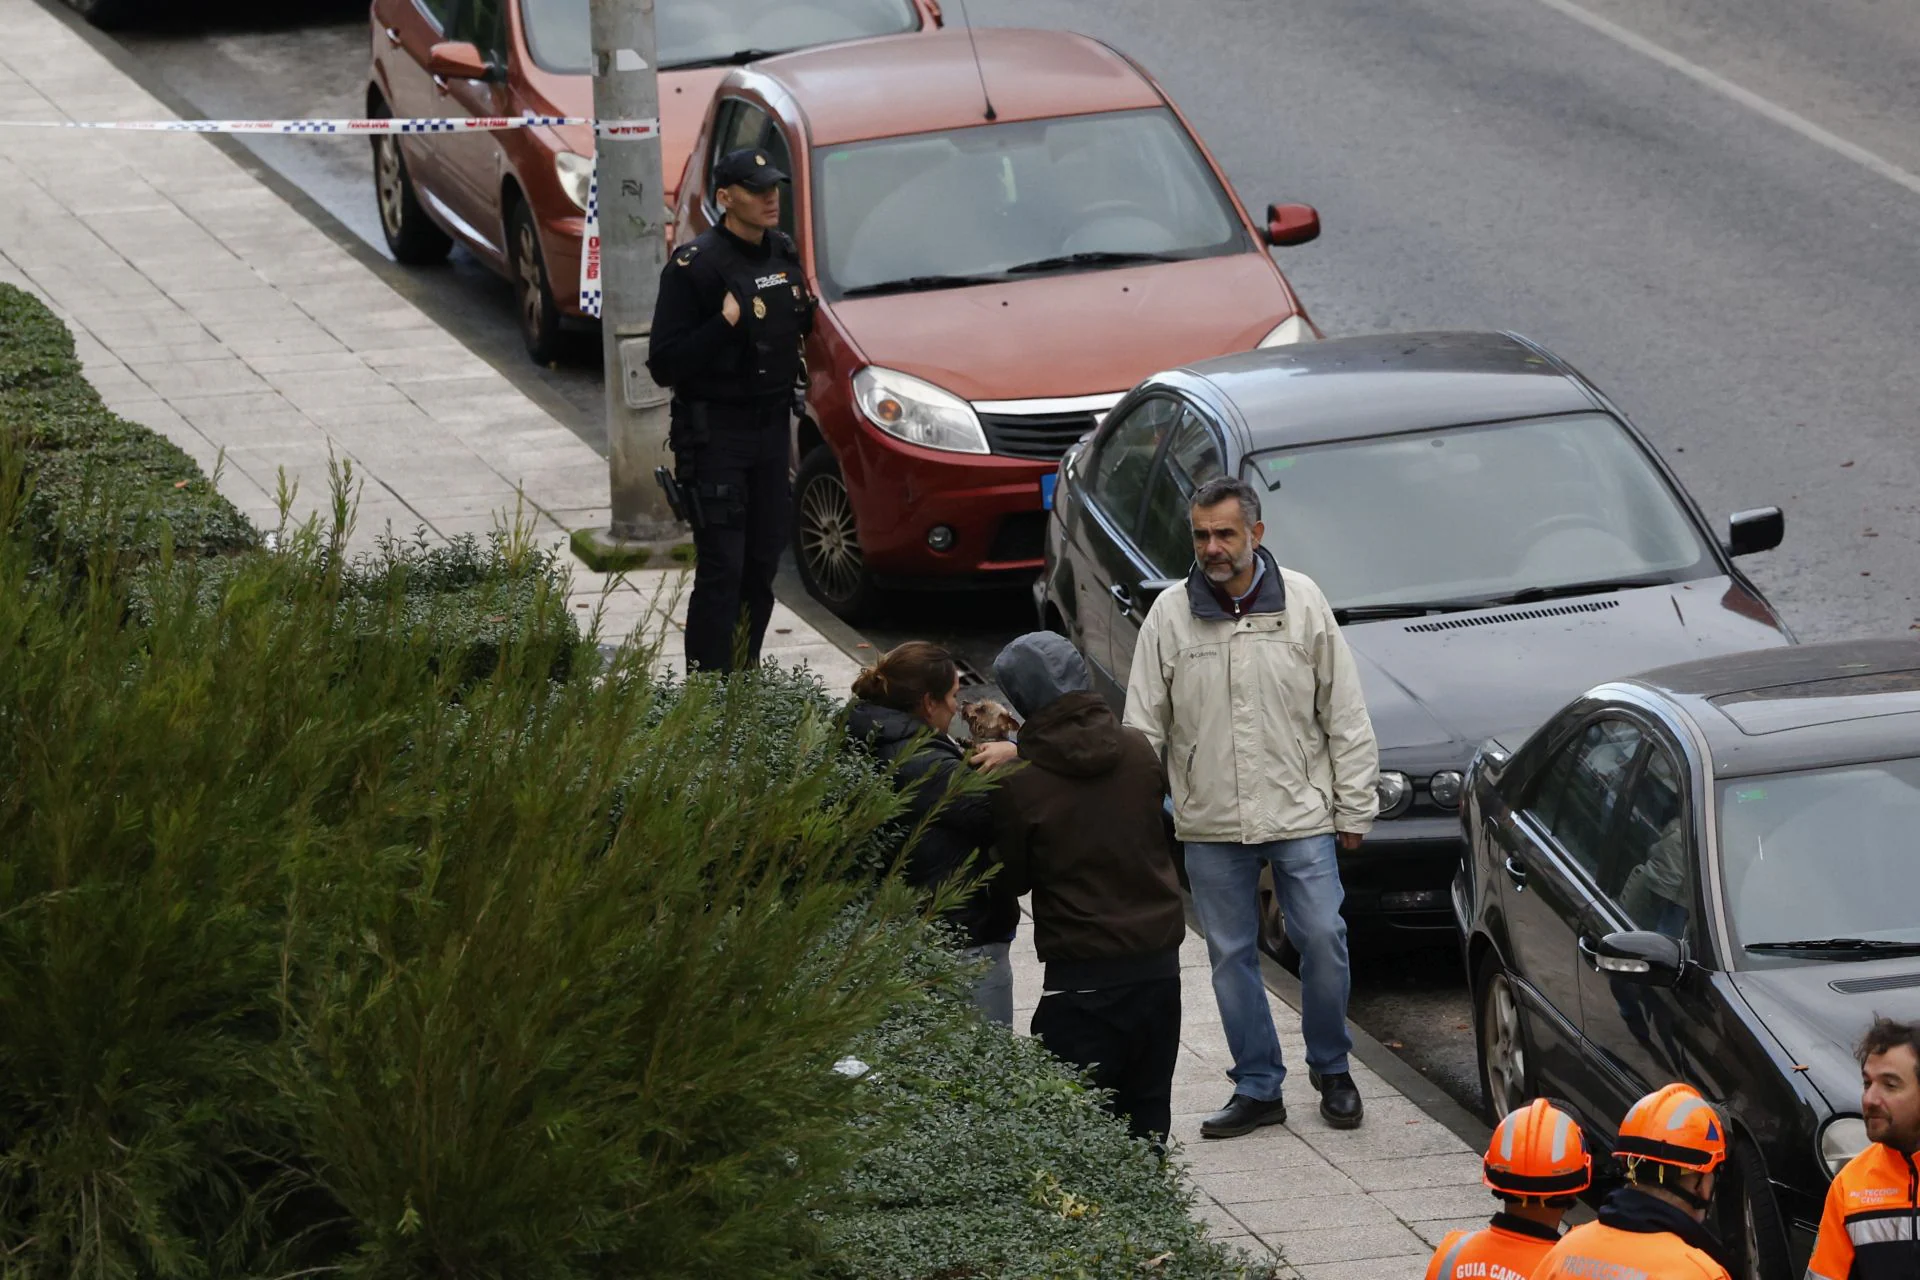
xmin=1426 ymin=1098 xmax=1592 ymax=1280
xmin=1807 ymin=1016 xmax=1920 ymax=1280
xmin=1534 ymin=1082 xmax=1735 ymax=1280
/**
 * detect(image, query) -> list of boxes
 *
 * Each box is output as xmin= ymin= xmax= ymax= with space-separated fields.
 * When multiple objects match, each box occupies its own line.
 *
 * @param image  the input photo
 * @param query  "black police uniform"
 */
xmin=647 ymin=148 xmax=813 ymax=674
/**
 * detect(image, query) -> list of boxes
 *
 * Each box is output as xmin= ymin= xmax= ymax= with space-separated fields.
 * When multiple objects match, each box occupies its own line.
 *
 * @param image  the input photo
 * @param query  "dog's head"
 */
xmin=960 ymin=699 xmax=1020 ymax=743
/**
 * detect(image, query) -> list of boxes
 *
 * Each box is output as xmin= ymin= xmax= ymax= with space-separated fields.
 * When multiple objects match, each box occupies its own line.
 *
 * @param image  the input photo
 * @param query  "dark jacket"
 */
xmin=646 ymin=223 xmax=811 ymax=404
xmin=990 ymin=633 xmax=1186 ymax=990
xmin=846 ymin=701 xmax=1016 ymax=948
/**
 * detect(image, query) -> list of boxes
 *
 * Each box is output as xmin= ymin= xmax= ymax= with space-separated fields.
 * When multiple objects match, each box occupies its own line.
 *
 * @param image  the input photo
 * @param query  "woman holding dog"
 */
xmin=847 ymin=642 xmax=1019 ymax=1024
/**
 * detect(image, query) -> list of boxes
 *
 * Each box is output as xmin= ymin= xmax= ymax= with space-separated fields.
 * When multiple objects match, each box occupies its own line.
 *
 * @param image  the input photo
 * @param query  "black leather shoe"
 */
xmin=1309 ymin=1069 xmax=1364 ymax=1129
xmin=1200 ymin=1093 xmax=1288 ymax=1139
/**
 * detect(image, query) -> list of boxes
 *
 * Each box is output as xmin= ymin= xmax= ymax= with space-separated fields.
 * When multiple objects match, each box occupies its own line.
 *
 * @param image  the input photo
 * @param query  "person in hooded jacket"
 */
xmin=989 ymin=632 xmax=1187 ymax=1143
xmin=846 ymin=641 xmax=1020 ymax=1024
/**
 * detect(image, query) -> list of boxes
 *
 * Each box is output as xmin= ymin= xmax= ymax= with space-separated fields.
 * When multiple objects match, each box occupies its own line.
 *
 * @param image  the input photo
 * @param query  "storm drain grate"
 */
xmin=1404 ymin=598 xmax=1620 ymax=633
xmin=1831 ymin=972 xmax=1920 ymax=995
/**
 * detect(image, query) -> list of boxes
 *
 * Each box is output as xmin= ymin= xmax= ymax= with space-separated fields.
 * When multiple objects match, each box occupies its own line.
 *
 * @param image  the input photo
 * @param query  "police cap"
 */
xmin=713 ymin=148 xmax=788 ymax=192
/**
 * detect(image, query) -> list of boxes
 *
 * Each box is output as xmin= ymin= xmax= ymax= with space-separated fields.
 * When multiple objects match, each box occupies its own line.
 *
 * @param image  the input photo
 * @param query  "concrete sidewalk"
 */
xmin=0 ymin=0 xmax=861 ymax=692
xmin=1011 ymin=920 xmax=1493 ymax=1279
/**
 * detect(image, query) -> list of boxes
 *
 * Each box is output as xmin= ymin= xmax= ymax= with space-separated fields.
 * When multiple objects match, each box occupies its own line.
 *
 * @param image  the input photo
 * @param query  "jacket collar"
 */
xmin=1489 ymin=1212 xmax=1562 ymax=1243
xmin=1597 ymin=1187 xmax=1733 ymax=1270
xmin=1185 ymin=545 xmax=1286 ymax=621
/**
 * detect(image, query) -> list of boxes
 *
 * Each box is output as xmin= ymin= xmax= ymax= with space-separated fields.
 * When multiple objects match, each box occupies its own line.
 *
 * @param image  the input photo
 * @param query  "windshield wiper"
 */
xmin=1744 ymin=938 xmax=1920 ymax=957
xmin=659 ymin=48 xmax=783 ymax=70
xmin=1003 ymin=250 xmax=1182 ymax=274
xmin=1478 ymin=576 xmax=1678 ymax=607
xmin=838 ymin=274 xmax=1005 ymax=298
xmin=1333 ymin=602 xmax=1486 ymax=622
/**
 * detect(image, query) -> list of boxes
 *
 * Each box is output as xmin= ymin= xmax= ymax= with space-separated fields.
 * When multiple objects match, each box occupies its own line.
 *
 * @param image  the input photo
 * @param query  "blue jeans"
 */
xmin=1185 ymin=835 xmax=1352 ymax=1102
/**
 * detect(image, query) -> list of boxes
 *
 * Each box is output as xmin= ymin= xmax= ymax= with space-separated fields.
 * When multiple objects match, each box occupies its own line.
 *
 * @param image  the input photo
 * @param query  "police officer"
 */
xmin=1534 ymin=1083 xmax=1735 ymax=1280
xmin=1425 ymin=1099 xmax=1591 ymax=1280
xmin=647 ymin=147 xmax=813 ymax=674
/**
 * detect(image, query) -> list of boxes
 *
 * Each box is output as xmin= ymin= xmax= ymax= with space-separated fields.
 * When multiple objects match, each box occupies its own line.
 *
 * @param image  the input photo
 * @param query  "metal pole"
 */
xmin=584 ymin=0 xmax=678 ymax=559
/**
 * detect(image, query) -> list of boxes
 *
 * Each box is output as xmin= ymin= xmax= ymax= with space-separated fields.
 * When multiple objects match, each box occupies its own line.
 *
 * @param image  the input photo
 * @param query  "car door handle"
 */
xmin=1577 ymin=936 xmax=1600 ymax=968
xmin=384 ymin=25 xmax=403 ymax=47
xmin=1109 ymin=583 xmax=1133 ymax=606
xmin=432 ymin=74 xmax=452 ymax=93
xmin=1502 ymin=855 xmax=1528 ymax=889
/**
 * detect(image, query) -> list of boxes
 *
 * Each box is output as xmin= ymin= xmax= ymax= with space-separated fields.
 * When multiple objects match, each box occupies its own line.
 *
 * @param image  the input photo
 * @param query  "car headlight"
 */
xmin=1428 ymin=771 xmax=1465 ymax=809
xmin=1819 ymin=1116 xmax=1868 ymax=1178
xmin=852 ymin=366 xmax=990 ymax=455
xmin=1376 ymin=770 xmax=1412 ymax=819
xmin=556 ymin=152 xmax=593 ymax=213
xmin=1256 ymin=314 xmax=1314 ymax=347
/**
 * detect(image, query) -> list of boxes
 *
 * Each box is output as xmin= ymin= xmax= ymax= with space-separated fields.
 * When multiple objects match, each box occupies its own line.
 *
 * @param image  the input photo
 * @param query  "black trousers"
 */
xmin=1030 ymin=977 xmax=1181 ymax=1143
xmin=676 ymin=401 xmax=790 ymax=674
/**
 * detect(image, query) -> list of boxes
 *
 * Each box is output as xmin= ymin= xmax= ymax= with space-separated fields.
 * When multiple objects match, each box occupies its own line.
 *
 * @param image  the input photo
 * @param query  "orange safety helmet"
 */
xmin=1483 ymin=1099 xmax=1593 ymax=1198
xmin=1614 ymin=1082 xmax=1728 ymax=1174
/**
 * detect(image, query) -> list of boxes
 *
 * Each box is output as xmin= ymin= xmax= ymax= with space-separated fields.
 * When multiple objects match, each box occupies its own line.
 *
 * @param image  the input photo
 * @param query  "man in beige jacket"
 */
xmin=1124 ymin=476 xmax=1379 ymax=1139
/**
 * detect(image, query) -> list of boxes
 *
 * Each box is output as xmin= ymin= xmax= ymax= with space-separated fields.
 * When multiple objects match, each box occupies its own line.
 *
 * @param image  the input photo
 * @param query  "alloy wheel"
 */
xmin=798 ymin=471 xmax=864 ymax=602
xmin=1481 ymin=970 xmax=1527 ymax=1119
xmin=375 ymin=137 xmax=405 ymax=240
xmin=516 ymin=222 xmax=546 ymax=341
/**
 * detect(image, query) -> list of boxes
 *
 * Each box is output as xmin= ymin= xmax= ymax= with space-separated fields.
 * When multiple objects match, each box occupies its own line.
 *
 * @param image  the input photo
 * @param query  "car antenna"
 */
xmin=953 ymin=0 xmax=998 ymax=121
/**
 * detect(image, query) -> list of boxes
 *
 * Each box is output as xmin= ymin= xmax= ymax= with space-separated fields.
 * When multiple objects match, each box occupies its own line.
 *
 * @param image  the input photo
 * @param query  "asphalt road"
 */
xmin=84 ymin=0 xmax=1920 ymax=1120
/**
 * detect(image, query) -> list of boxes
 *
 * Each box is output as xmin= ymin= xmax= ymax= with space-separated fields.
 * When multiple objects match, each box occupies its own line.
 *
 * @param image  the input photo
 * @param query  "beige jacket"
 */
xmin=1122 ymin=552 xmax=1380 ymax=844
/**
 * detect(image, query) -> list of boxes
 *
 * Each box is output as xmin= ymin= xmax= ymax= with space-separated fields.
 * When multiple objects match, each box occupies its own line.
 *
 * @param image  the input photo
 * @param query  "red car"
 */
xmin=673 ymin=28 xmax=1324 ymax=620
xmin=367 ymin=0 xmax=943 ymax=362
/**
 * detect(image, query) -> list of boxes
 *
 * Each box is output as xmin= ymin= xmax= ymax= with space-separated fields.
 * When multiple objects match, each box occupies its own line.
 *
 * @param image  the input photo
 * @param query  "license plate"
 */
xmin=1040 ymin=471 xmax=1058 ymax=511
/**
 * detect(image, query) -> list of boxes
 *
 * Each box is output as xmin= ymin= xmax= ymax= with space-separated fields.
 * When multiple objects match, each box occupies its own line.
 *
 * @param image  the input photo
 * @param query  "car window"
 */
xmin=1607 ymin=744 xmax=1692 ymax=938
xmin=1137 ymin=410 xmax=1225 ymax=575
xmin=813 ymin=108 xmax=1247 ymax=296
xmin=518 ymin=0 xmax=920 ymax=75
xmin=415 ymin=0 xmax=454 ymax=30
xmin=1088 ymin=398 xmax=1181 ymax=537
xmin=448 ymin=0 xmax=507 ymax=59
xmin=704 ymin=103 xmax=795 ymax=236
xmin=1527 ymin=717 xmax=1643 ymax=879
xmin=1244 ymin=413 xmax=1717 ymax=610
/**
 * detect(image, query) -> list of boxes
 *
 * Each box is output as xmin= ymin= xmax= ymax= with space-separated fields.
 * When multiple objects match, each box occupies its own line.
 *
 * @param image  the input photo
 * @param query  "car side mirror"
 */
xmin=1138 ymin=577 xmax=1185 ymax=608
xmin=427 ymin=41 xmax=500 ymax=84
xmin=1265 ymin=202 xmax=1321 ymax=247
xmin=1726 ymin=506 xmax=1784 ymax=557
xmin=1590 ymin=930 xmax=1685 ymax=987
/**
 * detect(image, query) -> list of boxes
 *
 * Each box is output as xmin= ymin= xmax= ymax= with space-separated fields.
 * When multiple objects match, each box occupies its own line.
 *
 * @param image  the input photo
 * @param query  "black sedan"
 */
xmin=1456 ymin=638 xmax=1920 ymax=1280
xmin=1037 ymin=331 xmax=1791 ymax=947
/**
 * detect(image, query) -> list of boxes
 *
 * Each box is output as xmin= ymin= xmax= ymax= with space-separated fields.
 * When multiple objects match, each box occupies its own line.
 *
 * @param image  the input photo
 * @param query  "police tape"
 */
xmin=0 ymin=114 xmax=658 ymax=136
xmin=0 ymin=112 xmax=660 ymax=316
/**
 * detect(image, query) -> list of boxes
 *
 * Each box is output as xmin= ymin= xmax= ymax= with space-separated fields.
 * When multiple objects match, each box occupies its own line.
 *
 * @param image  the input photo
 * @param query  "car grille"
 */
xmin=987 ymin=510 xmax=1048 ymax=562
xmin=978 ymin=410 xmax=1101 ymax=461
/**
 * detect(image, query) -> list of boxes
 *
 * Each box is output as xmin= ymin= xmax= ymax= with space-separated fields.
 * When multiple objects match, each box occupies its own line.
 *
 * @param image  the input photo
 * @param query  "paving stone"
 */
xmin=1343 ymin=1153 xmax=1487 ymax=1193
xmin=1293 ymin=1254 xmax=1433 ymax=1280
xmin=1375 ymin=1183 xmax=1503 ymax=1224
xmin=1227 ymin=1188 xmax=1397 ymax=1234
xmin=1413 ymin=1216 xmax=1491 ymax=1248
xmin=1261 ymin=1221 xmax=1430 ymax=1265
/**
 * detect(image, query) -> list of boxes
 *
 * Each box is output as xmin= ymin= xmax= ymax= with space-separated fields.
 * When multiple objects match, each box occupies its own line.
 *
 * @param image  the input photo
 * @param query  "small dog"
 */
xmin=960 ymin=698 xmax=1020 ymax=743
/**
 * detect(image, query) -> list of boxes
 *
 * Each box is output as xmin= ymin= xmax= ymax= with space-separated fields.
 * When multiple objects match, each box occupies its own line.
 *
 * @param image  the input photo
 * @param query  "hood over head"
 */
xmin=993 ymin=632 xmax=1091 ymax=720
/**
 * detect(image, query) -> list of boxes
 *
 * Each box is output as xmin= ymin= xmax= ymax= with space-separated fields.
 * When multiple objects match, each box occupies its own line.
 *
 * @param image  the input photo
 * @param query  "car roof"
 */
xmin=1170 ymin=331 xmax=1605 ymax=449
xmin=1627 ymin=638 xmax=1920 ymax=774
xmin=750 ymin=28 xmax=1163 ymax=146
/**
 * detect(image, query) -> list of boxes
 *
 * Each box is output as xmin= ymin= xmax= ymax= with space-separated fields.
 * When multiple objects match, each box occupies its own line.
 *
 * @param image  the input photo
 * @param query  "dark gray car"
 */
xmin=1037 ymin=331 xmax=1793 ymax=948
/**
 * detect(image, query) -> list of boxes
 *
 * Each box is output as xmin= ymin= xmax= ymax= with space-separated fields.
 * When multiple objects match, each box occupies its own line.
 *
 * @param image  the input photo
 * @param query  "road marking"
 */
xmin=1529 ymin=0 xmax=1920 ymax=200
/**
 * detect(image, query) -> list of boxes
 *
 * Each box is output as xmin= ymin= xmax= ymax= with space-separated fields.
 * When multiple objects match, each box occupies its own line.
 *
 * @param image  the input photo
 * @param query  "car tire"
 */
xmin=371 ymin=102 xmax=453 ymax=266
xmin=1721 ymin=1136 xmax=1793 ymax=1280
xmin=1473 ymin=951 xmax=1533 ymax=1123
xmin=1257 ymin=869 xmax=1304 ymax=975
xmin=507 ymin=199 xmax=565 ymax=365
xmin=793 ymin=445 xmax=880 ymax=623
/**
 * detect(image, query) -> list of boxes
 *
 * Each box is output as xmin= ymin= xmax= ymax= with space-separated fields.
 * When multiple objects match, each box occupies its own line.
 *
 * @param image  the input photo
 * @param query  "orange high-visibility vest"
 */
xmin=1806 ymin=1142 xmax=1920 ymax=1280
xmin=1425 ymin=1220 xmax=1560 ymax=1280
xmin=1533 ymin=1219 xmax=1729 ymax=1280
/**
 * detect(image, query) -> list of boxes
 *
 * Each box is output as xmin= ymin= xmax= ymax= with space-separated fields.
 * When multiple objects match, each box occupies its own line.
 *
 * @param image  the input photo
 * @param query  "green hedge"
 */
xmin=0 ymin=282 xmax=1264 ymax=1279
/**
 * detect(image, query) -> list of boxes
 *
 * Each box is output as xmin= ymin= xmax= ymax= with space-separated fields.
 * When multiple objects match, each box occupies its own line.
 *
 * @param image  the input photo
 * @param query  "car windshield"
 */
xmin=519 ymin=0 xmax=919 ymax=74
xmin=1718 ymin=759 xmax=1920 ymax=967
xmin=813 ymin=108 xmax=1247 ymax=297
xmin=1242 ymin=413 xmax=1716 ymax=610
